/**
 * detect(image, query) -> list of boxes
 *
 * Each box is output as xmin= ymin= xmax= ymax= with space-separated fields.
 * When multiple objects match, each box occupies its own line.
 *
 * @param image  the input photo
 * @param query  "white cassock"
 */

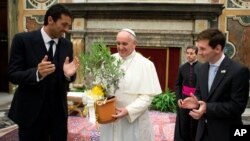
xmin=100 ymin=50 xmax=162 ymax=141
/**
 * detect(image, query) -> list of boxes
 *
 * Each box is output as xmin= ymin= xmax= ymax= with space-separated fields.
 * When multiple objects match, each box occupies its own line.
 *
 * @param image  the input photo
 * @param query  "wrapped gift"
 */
xmin=67 ymin=92 xmax=116 ymax=124
xmin=95 ymin=96 xmax=116 ymax=124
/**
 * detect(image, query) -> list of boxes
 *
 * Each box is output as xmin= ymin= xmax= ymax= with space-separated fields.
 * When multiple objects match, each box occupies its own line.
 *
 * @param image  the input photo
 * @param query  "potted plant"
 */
xmin=150 ymin=89 xmax=177 ymax=113
xmin=79 ymin=39 xmax=124 ymax=123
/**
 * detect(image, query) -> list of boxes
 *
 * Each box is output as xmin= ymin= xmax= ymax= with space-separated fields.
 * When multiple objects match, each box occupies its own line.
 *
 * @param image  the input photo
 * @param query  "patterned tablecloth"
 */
xmin=67 ymin=110 xmax=176 ymax=141
xmin=0 ymin=111 xmax=176 ymax=141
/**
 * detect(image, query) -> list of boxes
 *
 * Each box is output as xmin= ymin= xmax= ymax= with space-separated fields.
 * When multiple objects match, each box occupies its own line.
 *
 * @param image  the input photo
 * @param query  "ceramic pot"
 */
xmin=95 ymin=96 xmax=116 ymax=124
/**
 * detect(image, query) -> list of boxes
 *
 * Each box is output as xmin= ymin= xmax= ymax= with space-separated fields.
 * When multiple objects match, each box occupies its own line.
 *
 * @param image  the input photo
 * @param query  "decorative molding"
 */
xmin=25 ymin=15 xmax=44 ymax=31
xmin=195 ymin=20 xmax=209 ymax=33
xmin=69 ymin=29 xmax=193 ymax=54
xmin=232 ymin=15 xmax=250 ymax=26
xmin=65 ymin=2 xmax=223 ymax=66
xmin=86 ymin=19 xmax=193 ymax=31
xmin=226 ymin=17 xmax=250 ymax=68
xmin=63 ymin=3 xmax=224 ymax=20
xmin=227 ymin=0 xmax=250 ymax=9
xmin=26 ymin=0 xmax=57 ymax=9
xmin=224 ymin=42 xmax=236 ymax=58
xmin=72 ymin=18 xmax=86 ymax=31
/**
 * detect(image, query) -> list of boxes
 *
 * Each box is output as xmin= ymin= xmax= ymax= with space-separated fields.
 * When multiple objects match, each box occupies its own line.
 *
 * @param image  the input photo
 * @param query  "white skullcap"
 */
xmin=120 ymin=28 xmax=136 ymax=37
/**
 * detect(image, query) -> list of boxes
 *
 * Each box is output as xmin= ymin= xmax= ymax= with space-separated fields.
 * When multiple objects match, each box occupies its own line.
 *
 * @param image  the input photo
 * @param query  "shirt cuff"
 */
xmin=36 ymin=70 xmax=45 ymax=82
xmin=64 ymin=73 xmax=71 ymax=81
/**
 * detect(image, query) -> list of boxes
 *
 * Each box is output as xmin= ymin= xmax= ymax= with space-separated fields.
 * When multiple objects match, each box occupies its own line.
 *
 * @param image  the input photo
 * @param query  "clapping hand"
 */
xmin=38 ymin=55 xmax=55 ymax=78
xmin=63 ymin=56 xmax=80 ymax=78
xmin=180 ymin=94 xmax=206 ymax=119
xmin=189 ymin=101 xmax=206 ymax=119
xmin=181 ymin=94 xmax=199 ymax=109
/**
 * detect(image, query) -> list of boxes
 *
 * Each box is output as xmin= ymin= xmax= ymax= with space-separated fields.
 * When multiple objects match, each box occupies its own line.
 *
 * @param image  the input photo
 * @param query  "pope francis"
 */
xmin=99 ymin=28 xmax=162 ymax=141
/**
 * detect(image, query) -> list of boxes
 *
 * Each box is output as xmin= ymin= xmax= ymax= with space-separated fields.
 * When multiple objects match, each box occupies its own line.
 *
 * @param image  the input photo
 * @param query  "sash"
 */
xmin=182 ymin=85 xmax=196 ymax=96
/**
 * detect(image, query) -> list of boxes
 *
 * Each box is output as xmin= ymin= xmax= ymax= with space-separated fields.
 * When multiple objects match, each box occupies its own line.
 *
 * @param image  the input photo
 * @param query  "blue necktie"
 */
xmin=208 ymin=64 xmax=218 ymax=92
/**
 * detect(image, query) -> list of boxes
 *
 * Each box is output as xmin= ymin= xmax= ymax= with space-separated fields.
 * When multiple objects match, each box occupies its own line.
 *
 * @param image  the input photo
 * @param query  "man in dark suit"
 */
xmin=174 ymin=45 xmax=201 ymax=141
xmin=181 ymin=28 xmax=249 ymax=141
xmin=8 ymin=4 xmax=79 ymax=141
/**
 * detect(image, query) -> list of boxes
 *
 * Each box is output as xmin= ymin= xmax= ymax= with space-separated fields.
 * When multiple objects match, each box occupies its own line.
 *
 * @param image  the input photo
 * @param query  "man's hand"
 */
xmin=63 ymin=56 xmax=80 ymax=78
xmin=177 ymin=99 xmax=183 ymax=108
xmin=37 ymin=55 xmax=55 ymax=78
xmin=189 ymin=101 xmax=206 ymax=119
xmin=112 ymin=107 xmax=128 ymax=119
xmin=181 ymin=94 xmax=199 ymax=109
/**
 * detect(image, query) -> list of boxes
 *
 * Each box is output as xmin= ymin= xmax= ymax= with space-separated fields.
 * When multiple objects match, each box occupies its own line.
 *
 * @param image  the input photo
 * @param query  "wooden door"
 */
xmin=110 ymin=47 xmax=180 ymax=91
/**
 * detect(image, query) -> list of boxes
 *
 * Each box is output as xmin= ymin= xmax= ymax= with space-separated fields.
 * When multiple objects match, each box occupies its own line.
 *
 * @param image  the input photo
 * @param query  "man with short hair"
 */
xmin=181 ymin=28 xmax=249 ymax=141
xmin=8 ymin=3 xmax=79 ymax=141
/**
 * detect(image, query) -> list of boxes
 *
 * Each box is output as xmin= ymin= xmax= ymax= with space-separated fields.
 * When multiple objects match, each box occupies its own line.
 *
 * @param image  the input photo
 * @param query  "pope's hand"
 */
xmin=112 ymin=107 xmax=128 ymax=119
xmin=63 ymin=56 xmax=80 ymax=78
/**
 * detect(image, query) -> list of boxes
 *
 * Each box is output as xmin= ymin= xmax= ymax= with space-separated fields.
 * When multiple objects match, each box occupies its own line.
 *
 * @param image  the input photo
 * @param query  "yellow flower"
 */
xmin=91 ymin=85 xmax=105 ymax=96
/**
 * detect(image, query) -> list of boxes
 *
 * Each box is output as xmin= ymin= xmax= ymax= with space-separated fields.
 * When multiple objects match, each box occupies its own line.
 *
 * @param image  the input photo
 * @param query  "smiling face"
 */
xmin=116 ymin=31 xmax=137 ymax=58
xmin=46 ymin=14 xmax=72 ymax=38
xmin=195 ymin=28 xmax=226 ymax=64
xmin=196 ymin=39 xmax=222 ymax=64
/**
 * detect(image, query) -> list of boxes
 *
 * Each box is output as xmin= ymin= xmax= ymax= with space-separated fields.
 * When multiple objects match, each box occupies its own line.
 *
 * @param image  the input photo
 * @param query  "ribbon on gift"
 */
xmin=82 ymin=92 xmax=97 ymax=124
xmin=67 ymin=92 xmax=97 ymax=124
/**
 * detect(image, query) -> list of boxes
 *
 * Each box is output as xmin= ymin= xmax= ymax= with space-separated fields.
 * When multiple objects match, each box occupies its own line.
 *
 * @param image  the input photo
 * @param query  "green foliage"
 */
xmin=79 ymin=39 xmax=124 ymax=97
xmin=151 ymin=89 xmax=177 ymax=113
xmin=71 ymin=86 xmax=86 ymax=92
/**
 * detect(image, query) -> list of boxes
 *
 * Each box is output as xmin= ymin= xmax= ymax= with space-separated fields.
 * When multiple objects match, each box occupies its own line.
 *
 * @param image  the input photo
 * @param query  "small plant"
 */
xmin=79 ymin=39 xmax=124 ymax=100
xmin=151 ymin=89 xmax=177 ymax=113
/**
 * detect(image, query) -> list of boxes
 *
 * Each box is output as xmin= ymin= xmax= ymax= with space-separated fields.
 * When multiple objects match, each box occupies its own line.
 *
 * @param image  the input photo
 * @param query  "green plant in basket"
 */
xmin=79 ymin=39 xmax=124 ymax=100
xmin=151 ymin=89 xmax=177 ymax=113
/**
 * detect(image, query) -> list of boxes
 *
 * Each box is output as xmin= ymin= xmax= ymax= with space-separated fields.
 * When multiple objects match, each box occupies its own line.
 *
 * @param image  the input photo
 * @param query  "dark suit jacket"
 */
xmin=8 ymin=29 xmax=75 ymax=127
xmin=195 ymin=56 xmax=249 ymax=141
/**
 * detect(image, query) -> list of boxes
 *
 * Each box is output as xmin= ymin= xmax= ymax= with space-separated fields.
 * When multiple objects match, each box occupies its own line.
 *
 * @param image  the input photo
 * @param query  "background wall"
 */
xmin=8 ymin=0 xmax=250 ymax=91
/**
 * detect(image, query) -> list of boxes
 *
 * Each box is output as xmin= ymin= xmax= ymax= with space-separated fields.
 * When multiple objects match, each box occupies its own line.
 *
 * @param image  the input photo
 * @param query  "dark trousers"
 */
xmin=18 ymin=105 xmax=67 ymax=141
xmin=174 ymin=107 xmax=198 ymax=141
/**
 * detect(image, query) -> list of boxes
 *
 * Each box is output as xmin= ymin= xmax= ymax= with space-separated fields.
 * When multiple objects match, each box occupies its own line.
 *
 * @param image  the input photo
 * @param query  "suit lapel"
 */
xmin=208 ymin=57 xmax=229 ymax=99
xmin=201 ymin=63 xmax=210 ymax=100
xmin=32 ymin=29 xmax=47 ymax=61
xmin=57 ymin=38 xmax=64 ymax=72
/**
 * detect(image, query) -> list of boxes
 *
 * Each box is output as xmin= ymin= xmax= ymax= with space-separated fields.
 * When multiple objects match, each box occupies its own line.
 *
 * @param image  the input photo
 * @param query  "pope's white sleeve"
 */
xmin=126 ymin=94 xmax=154 ymax=123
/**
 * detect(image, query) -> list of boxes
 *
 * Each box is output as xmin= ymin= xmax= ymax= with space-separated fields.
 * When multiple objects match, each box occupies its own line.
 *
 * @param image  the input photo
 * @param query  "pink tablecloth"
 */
xmin=150 ymin=111 xmax=176 ymax=141
xmin=67 ymin=116 xmax=100 ymax=141
xmin=0 ymin=111 xmax=176 ymax=141
xmin=68 ymin=110 xmax=176 ymax=141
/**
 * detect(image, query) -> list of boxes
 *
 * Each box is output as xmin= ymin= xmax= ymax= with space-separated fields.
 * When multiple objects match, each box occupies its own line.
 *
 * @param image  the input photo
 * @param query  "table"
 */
xmin=0 ymin=111 xmax=176 ymax=141
xmin=68 ymin=110 xmax=176 ymax=141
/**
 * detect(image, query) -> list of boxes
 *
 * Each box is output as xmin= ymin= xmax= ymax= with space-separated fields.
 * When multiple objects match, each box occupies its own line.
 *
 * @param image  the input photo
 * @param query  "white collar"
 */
xmin=210 ymin=54 xmax=225 ymax=67
xmin=41 ymin=27 xmax=59 ymax=44
xmin=122 ymin=50 xmax=136 ymax=61
xmin=189 ymin=59 xmax=198 ymax=65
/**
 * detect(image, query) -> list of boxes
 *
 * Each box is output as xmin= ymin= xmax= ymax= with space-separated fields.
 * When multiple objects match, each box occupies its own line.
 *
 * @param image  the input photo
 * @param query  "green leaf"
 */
xmin=79 ymin=39 xmax=125 ymax=97
xmin=150 ymin=89 xmax=177 ymax=113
